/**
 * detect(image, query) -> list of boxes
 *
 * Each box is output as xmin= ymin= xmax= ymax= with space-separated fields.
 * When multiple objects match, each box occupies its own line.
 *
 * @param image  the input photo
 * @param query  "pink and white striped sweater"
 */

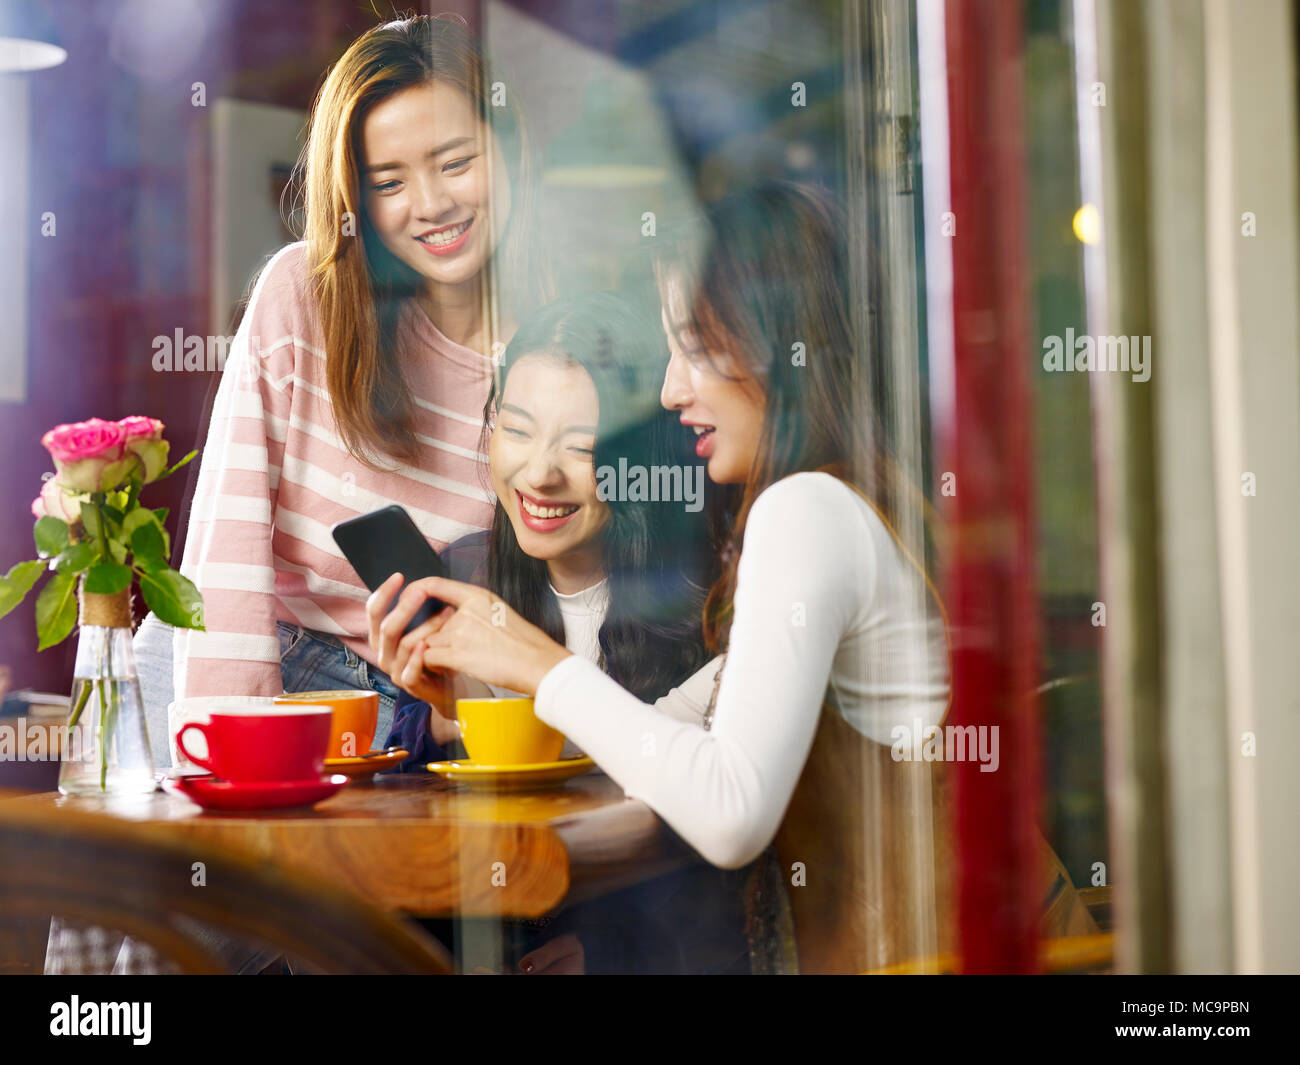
xmin=174 ymin=242 xmax=496 ymax=699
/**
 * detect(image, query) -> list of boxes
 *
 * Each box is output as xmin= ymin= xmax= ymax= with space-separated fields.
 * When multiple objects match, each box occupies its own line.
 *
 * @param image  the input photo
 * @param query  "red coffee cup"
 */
xmin=175 ymin=706 xmax=332 ymax=783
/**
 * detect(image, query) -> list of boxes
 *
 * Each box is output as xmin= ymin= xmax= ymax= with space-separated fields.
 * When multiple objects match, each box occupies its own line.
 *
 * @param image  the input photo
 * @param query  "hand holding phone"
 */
xmin=332 ymin=506 xmax=449 ymax=634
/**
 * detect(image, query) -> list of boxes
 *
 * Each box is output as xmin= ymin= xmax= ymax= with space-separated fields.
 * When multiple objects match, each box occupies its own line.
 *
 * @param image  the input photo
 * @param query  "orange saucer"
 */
xmin=325 ymin=748 xmax=408 ymax=778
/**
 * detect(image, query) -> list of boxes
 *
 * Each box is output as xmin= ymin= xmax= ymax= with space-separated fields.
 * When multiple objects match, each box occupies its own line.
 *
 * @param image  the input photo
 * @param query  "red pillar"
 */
xmin=942 ymin=0 xmax=1043 ymax=973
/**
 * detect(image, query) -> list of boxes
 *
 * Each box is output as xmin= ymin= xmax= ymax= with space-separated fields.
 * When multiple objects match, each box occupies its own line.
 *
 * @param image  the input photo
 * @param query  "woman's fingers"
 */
xmin=394 ymin=605 xmax=454 ymax=662
xmin=400 ymin=576 xmax=486 ymax=610
xmin=365 ymin=572 xmax=405 ymax=652
xmin=392 ymin=644 xmax=446 ymax=705
xmin=400 ymin=639 xmax=425 ymax=691
xmin=388 ymin=632 xmax=419 ymax=689
xmin=366 ymin=575 xmax=568 ymax=695
xmin=381 ymin=579 xmax=496 ymax=675
xmin=389 ymin=606 xmax=455 ymax=691
xmin=416 ymin=640 xmax=461 ymax=676
xmin=416 ymin=604 xmax=572 ymax=696
xmin=374 ymin=578 xmax=444 ymax=671
xmin=519 ymin=933 xmax=584 ymax=975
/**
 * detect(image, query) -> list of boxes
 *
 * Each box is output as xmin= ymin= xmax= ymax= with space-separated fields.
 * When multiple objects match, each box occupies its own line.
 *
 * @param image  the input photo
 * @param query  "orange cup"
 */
xmin=274 ymin=689 xmax=379 ymax=759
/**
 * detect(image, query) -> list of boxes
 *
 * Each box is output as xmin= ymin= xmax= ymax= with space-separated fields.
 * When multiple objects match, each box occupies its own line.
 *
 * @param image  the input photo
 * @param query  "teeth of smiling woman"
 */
xmin=520 ymin=496 xmax=579 ymax=519
xmin=417 ymin=221 xmax=470 ymax=246
xmin=693 ymin=426 xmax=715 ymax=435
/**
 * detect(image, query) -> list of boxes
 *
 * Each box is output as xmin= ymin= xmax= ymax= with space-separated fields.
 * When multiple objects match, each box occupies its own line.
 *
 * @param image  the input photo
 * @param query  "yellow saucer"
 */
xmin=426 ymin=756 xmax=595 ymax=791
xmin=324 ymin=748 xmax=408 ymax=778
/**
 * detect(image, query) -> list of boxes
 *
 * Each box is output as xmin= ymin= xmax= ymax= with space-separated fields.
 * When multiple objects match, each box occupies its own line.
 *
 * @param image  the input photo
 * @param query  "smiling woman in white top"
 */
xmin=389 ymin=291 xmax=718 ymax=748
xmin=372 ymin=184 xmax=952 ymax=972
xmin=384 ymin=289 xmax=737 ymax=973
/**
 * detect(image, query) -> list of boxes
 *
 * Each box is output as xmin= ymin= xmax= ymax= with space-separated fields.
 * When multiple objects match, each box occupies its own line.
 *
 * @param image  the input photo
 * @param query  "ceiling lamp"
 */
xmin=0 ymin=1 xmax=66 ymax=73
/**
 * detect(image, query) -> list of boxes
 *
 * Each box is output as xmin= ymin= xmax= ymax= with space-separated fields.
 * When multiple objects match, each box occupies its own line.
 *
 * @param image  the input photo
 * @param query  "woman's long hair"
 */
xmin=296 ymin=14 xmax=548 ymax=466
xmin=485 ymin=292 xmax=715 ymax=701
xmin=655 ymin=182 xmax=913 ymax=653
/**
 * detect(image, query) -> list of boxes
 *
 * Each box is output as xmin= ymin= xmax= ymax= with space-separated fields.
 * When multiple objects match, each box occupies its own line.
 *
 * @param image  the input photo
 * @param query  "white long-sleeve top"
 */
xmin=550 ymin=579 xmax=720 ymax=725
xmin=535 ymin=472 xmax=950 ymax=869
xmin=494 ymin=579 xmax=717 ymax=752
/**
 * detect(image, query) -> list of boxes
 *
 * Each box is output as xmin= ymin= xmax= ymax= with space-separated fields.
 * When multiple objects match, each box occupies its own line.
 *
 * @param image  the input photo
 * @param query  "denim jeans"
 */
xmin=276 ymin=621 xmax=400 ymax=748
xmin=134 ymin=613 xmax=400 ymax=770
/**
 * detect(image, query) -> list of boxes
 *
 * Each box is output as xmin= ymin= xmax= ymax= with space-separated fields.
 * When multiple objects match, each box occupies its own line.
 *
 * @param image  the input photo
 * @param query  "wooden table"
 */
xmin=6 ymin=770 xmax=694 ymax=919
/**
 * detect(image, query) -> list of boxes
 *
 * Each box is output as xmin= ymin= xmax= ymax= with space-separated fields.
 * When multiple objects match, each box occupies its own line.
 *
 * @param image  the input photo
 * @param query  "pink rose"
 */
xmin=31 ymin=478 xmax=82 ymax=523
xmin=118 ymin=416 xmax=169 ymax=482
xmin=39 ymin=418 xmax=131 ymax=493
xmin=41 ymin=418 xmax=125 ymax=463
xmin=118 ymin=416 xmax=164 ymax=441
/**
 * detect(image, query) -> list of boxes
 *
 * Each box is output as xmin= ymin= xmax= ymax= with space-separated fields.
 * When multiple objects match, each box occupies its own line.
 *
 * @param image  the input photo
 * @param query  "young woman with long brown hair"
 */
xmin=133 ymin=15 xmax=547 ymax=760
xmin=368 ymin=182 xmax=952 ymax=971
xmin=384 ymin=291 xmax=745 ymax=974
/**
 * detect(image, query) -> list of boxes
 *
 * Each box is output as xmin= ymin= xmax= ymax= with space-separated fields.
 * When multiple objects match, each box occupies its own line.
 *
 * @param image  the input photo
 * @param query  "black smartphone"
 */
xmin=331 ymin=505 xmax=450 ymax=634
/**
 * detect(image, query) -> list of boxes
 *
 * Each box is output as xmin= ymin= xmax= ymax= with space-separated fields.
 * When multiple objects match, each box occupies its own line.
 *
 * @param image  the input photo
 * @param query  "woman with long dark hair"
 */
xmin=370 ymin=182 xmax=952 ymax=972
xmin=386 ymin=289 xmax=740 ymax=974
xmin=388 ymin=289 xmax=717 ymax=761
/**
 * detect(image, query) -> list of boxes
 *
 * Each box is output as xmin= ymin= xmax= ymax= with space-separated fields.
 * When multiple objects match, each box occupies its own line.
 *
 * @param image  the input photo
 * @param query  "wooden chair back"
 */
xmin=774 ymin=707 xmax=1097 ymax=972
xmin=0 ymin=797 xmax=453 ymax=974
xmin=773 ymin=707 xmax=955 ymax=973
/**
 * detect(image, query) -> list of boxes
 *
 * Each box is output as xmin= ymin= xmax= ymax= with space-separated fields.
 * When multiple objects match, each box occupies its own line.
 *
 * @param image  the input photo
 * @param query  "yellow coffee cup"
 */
xmin=456 ymin=697 xmax=565 ymax=766
xmin=274 ymin=689 xmax=379 ymax=759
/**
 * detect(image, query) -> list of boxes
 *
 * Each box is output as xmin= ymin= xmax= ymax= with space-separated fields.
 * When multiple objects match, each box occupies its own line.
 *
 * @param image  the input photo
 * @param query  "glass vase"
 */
xmin=57 ymin=587 xmax=155 ymax=796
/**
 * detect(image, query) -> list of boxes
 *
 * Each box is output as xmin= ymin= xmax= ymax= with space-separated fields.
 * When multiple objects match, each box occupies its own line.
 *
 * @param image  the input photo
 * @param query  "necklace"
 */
xmin=703 ymin=654 xmax=726 ymax=732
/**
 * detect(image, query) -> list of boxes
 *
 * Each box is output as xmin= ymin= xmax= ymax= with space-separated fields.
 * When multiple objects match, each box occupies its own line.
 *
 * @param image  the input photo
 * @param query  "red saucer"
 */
xmin=163 ymin=772 xmax=348 ymax=811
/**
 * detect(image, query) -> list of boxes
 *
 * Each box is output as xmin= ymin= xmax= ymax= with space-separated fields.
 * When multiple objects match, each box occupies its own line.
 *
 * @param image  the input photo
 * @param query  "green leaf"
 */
xmin=119 ymin=507 xmax=158 ymax=548
xmin=54 ymin=540 xmax=99 ymax=575
xmin=139 ymin=568 xmax=204 ymax=630
xmin=107 ymin=538 xmax=128 ymax=565
xmin=35 ymin=571 xmax=78 ymax=650
xmin=130 ymin=520 xmax=168 ymax=571
xmin=80 ymin=506 xmax=102 ymax=542
xmin=0 ymin=560 xmax=46 ymax=620
xmin=155 ymin=449 xmax=198 ymax=482
xmin=102 ymin=504 xmax=126 ymax=525
xmin=141 ymin=507 xmax=174 ymax=559
xmin=34 ymin=516 xmax=70 ymax=558
xmin=128 ymin=508 xmax=174 ymax=560
xmin=173 ymin=448 xmax=198 ymax=470
xmin=84 ymin=561 xmax=133 ymax=594
xmin=120 ymin=507 xmax=157 ymax=540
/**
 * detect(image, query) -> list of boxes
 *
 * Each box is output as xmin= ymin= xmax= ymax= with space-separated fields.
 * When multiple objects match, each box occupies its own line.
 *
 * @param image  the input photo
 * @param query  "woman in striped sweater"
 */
xmin=135 ymin=15 xmax=547 ymax=764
